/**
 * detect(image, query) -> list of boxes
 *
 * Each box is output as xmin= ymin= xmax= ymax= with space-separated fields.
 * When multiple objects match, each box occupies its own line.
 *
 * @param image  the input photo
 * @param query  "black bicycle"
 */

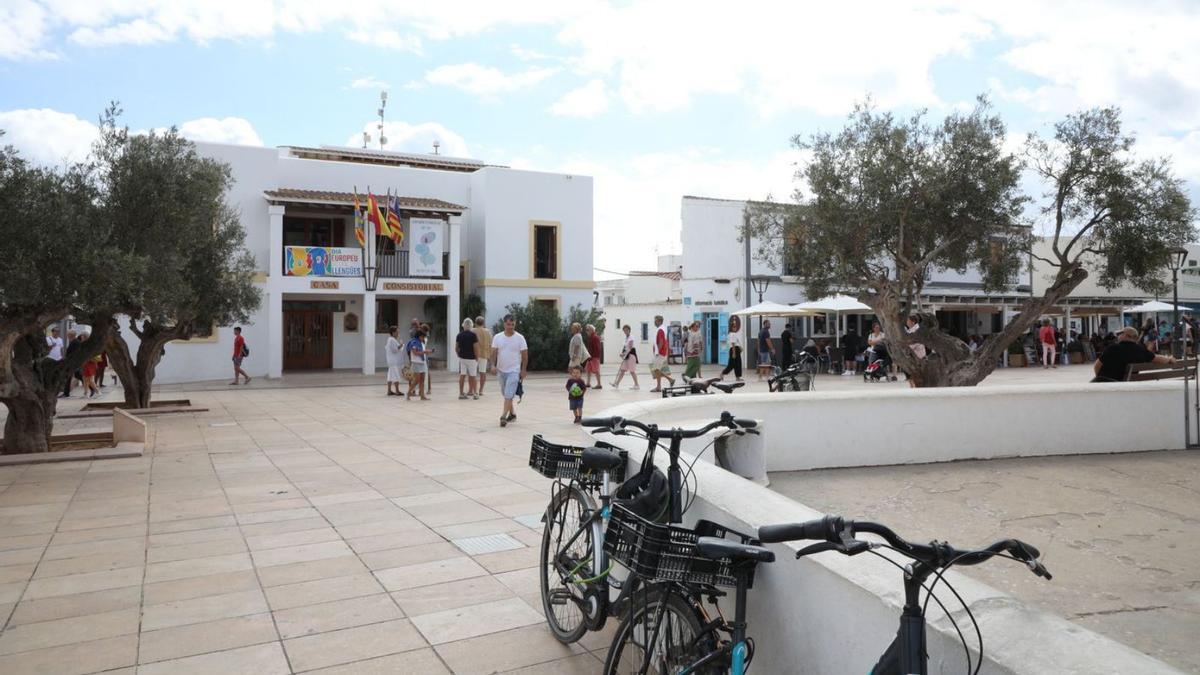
xmin=758 ymin=515 xmax=1052 ymax=675
xmin=532 ymin=413 xmax=758 ymax=647
xmin=661 ymin=376 xmax=745 ymax=398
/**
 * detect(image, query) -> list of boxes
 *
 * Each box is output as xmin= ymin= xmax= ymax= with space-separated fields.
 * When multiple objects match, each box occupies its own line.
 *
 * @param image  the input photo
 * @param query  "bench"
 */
xmin=1127 ymin=357 xmax=1199 ymax=381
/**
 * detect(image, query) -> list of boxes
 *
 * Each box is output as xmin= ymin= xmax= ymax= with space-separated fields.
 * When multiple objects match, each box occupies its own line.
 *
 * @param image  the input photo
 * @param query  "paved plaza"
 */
xmin=0 ymin=363 xmax=1187 ymax=673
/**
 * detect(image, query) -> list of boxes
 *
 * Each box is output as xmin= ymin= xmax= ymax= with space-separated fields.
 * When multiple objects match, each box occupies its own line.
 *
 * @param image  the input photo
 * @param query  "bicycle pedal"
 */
xmin=548 ymin=589 xmax=572 ymax=606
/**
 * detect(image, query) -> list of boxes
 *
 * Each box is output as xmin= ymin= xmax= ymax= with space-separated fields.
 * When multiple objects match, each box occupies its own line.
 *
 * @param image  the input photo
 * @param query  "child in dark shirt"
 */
xmin=566 ymin=365 xmax=588 ymax=424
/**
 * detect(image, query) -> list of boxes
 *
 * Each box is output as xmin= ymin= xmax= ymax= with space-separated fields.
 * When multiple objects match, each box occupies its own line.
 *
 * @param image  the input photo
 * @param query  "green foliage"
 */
xmin=461 ymin=293 xmax=485 ymax=322
xmin=494 ymin=302 xmax=605 ymax=371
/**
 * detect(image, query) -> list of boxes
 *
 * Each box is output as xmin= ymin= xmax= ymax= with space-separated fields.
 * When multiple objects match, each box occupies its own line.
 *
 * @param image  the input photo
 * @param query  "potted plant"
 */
xmin=1007 ymin=341 xmax=1025 ymax=367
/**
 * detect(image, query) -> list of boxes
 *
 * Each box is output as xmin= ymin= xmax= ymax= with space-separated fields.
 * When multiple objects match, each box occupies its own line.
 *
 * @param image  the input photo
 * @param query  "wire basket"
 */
xmin=529 ymin=435 xmax=627 ymax=489
xmin=604 ymin=504 xmax=764 ymax=588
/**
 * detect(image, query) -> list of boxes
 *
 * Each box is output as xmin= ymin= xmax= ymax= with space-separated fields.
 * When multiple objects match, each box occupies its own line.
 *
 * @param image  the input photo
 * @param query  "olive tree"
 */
xmin=748 ymin=100 xmax=1195 ymax=386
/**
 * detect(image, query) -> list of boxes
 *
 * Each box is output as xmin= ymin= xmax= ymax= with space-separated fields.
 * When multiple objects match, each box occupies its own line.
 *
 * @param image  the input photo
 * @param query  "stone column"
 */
xmin=362 ymin=292 xmax=376 ymax=376
xmin=267 ymin=205 xmax=286 ymax=379
xmin=446 ymin=216 xmax=463 ymax=374
xmin=268 ymin=205 xmax=285 ymax=279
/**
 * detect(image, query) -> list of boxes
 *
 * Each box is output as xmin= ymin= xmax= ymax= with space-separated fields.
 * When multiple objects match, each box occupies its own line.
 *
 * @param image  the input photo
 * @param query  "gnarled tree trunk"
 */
xmin=108 ymin=318 xmax=185 ymax=409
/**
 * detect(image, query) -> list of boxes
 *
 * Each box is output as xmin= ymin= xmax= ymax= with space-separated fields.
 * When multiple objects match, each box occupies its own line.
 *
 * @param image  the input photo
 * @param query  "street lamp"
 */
xmin=1170 ymin=247 xmax=1189 ymax=358
xmin=750 ymin=275 xmax=780 ymax=362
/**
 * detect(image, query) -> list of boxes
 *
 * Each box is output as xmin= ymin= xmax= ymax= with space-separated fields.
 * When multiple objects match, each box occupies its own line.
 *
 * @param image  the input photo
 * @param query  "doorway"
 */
xmin=283 ymin=310 xmax=333 ymax=370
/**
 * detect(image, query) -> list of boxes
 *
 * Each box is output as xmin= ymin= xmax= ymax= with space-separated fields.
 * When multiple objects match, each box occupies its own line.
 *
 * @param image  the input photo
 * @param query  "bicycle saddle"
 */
xmin=580 ymin=446 xmax=624 ymax=471
xmin=696 ymin=536 xmax=775 ymax=563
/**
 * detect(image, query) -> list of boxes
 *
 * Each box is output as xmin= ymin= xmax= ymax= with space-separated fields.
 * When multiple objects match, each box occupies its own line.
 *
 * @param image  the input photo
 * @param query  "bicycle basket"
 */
xmin=604 ymin=504 xmax=764 ymax=588
xmin=528 ymin=435 xmax=627 ymax=489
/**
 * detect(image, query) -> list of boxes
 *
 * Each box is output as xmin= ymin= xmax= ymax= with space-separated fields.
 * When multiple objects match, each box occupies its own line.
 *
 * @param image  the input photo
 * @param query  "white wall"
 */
xmin=601 ymin=303 xmax=687 ymax=364
xmin=588 ymin=389 xmax=1186 ymax=674
xmin=1031 ymin=239 xmax=1200 ymax=302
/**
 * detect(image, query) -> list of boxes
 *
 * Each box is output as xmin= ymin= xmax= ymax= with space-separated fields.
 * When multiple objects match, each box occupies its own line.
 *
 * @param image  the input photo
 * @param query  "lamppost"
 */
xmin=750 ymin=274 xmax=780 ymax=362
xmin=1170 ymin=247 xmax=1189 ymax=358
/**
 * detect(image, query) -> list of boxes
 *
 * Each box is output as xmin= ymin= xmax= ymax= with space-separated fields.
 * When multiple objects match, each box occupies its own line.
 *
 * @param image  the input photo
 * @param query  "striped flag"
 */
xmin=386 ymin=193 xmax=404 ymax=245
xmin=367 ymin=191 xmax=390 ymax=240
xmin=352 ymin=189 xmax=366 ymax=247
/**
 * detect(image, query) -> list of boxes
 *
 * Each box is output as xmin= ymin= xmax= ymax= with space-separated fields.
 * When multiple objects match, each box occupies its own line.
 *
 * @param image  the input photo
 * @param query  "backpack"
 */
xmin=242 ymin=344 xmax=250 ymax=358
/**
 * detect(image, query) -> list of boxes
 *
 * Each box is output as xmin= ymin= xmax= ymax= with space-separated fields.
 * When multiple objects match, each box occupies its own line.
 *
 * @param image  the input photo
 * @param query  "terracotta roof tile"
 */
xmin=264 ymin=189 xmax=466 ymax=212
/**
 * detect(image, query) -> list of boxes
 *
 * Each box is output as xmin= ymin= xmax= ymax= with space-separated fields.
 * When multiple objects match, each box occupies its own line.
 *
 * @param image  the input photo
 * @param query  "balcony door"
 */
xmin=283 ymin=310 xmax=333 ymax=370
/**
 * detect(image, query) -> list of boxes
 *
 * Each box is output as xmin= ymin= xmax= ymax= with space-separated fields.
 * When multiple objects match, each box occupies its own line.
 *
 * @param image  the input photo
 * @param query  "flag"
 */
xmin=367 ymin=191 xmax=390 ymax=240
xmin=352 ymin=189 xmax=366 ymax=247
xmin=387 ymin=193 xmax=404 ymax=246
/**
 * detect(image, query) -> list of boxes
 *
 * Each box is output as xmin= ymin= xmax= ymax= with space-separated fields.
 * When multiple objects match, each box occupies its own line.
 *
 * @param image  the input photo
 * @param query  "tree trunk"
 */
xmin=2 ymin=395 xmax=53 ymax=454
xmin=108 ymin=319 xmax=178 ymax=409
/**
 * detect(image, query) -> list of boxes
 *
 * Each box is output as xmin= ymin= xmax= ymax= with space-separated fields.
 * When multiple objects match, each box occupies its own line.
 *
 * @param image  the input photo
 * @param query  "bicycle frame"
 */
xmin=868 ymin=563 xmax=933 ymax=675
xmin=631 ymin=572 xmax=753 ymax=675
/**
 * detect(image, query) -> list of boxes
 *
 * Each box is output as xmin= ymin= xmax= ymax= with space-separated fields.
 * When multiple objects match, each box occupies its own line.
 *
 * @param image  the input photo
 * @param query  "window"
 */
xmin=284 ymin=217 xmax=343 ymax=247
xmin=533 ymin=298 xmax=558 ymax=312
xmin=534 ymin=224 xmax=558 ymax=279
xmin=376 ymin=299 xmax=398 ymax=333
xmin=640 ymin=322 xmax=649 ymax=341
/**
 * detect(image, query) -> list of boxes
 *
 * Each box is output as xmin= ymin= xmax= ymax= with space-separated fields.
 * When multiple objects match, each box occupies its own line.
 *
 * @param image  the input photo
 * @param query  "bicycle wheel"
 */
xmin=603 ymin=590 xmax=718 ymax=675
xmin=539 ymin=483 xmax=596 ymax=643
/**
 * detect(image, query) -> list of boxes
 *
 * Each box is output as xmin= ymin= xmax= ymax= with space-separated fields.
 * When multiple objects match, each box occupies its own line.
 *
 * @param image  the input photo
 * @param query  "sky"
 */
xmin=3 ymin=0 xmax=1200 ymax=278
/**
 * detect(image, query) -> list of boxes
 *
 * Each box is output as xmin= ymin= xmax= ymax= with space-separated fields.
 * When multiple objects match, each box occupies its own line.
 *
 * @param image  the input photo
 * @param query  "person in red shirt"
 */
xmin=231 ymin=326 xmax=252 ymax=385
xmin=1038 ymin=319 xmax=1057 ymax=369
xmin=649 ymin=315 xmax=676 ymax=392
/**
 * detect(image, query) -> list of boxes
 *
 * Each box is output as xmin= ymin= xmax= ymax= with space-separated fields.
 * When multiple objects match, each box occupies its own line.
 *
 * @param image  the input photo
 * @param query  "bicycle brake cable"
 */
xmin=874 ymin=545 xmax=976 ymax=674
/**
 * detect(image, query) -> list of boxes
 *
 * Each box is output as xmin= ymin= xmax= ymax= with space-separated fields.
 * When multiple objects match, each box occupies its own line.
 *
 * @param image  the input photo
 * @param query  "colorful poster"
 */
xmin=285 ymin=246 xmax=362 ymax=277
xmin=408 ymin=218 xmax=444 ymax=277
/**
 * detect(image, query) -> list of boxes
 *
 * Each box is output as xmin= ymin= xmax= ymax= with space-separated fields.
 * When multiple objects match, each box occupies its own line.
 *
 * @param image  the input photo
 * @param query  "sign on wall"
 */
xmin=408 ymin=218 xmax=444 ymax=277
xmin=285 ymin=246 xmax=363 ymax=277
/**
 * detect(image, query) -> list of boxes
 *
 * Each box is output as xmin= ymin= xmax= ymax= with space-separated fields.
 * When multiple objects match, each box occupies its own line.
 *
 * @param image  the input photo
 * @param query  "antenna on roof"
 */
xmin=361 ymin=131 xmax=370 ymax=149
xmin=432 ymin=140 xmax=440 ymax=155
xmin=377 ymin=91 xmax=388 ymax=150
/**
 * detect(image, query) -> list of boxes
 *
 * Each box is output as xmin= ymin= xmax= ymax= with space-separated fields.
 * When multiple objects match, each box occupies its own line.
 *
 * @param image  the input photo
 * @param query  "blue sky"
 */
xmin=3 ymin=1 xmax=1200 ymax=274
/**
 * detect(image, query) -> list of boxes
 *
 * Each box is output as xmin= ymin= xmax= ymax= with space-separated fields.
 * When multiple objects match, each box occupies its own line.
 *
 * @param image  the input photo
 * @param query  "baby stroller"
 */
xmin=863 ymin=345 xmax=898 ymax=382
xmin=769 ymin=352 xmax=817 ymax=392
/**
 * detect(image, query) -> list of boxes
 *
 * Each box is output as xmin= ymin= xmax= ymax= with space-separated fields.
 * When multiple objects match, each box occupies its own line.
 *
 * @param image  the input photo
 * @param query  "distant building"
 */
xmin=120 ymin=142 xmax=593 ymax=383
xmin=596 ymin=256 xmax=686 ymax=365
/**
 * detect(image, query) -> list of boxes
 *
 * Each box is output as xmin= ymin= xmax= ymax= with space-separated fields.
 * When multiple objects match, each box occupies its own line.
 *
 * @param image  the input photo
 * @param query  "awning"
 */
xmin=1123 ymin=300 xmax=1191 ymax=313
xmin=792 ymin=294 xmax=873 ymax=313
xmin=731 ymin=301 xmax=816 ymax=317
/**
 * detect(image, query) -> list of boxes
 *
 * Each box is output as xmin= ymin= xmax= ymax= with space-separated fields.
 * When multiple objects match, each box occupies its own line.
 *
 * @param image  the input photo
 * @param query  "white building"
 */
xmin=596 ymin=255 xmax=686 ymax=365
xmin=129 ymin=143 xmax=593 ymax=383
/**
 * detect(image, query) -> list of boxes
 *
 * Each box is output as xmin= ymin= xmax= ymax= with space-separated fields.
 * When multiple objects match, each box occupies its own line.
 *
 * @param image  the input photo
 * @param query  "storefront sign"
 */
xmin=408 ymin=218 xmax=444 ymax=277
xmin=382 ymin=282 xmax=445 ymax=292
xmin=694 ymin=300 xmax=728 ymax=306
xmin=285 ymin=246 xmax=363 ymax=277
xmin=310 ymin=280 xmax=339 ymax=289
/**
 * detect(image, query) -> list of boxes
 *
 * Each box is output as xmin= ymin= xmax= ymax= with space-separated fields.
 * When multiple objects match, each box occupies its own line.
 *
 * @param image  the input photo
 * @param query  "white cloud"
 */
xmin=177 ymin=117 xmax=264 ymax=146
xmin=0 ymin=0 xmax=57 ymax=60
xmin=550 ymin=79 xmax=609 ymax=118
xmin=0 ymin=108 xmax=98 ymax=166
xmin=346 ymin=28 xmax=422 ymax=53
xmin=346 ymin=120 xmax=470 ymax=158
xmin=422 ymin=63 xmax=559 ymax=97
xmin=349 ymin=76 xmax=389 ymax=90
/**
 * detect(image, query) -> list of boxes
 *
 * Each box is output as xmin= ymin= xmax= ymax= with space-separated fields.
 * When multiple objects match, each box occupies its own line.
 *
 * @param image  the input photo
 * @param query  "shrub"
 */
xmin=494 ymin=302 xmax=605 ymax=371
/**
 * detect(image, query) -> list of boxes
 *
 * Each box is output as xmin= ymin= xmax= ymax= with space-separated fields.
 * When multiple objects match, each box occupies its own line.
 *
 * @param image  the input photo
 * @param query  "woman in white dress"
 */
xmin=610 ymin=325 xmax=641 ymax=390
xmin=385 ymin=325 xmax=403 ymax=397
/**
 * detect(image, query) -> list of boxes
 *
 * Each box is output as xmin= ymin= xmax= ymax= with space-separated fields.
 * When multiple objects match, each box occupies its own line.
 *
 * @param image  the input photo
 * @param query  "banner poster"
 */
xmin=285 ymin=246 xmax=363 ymax=277
xmin=408 ymin=218 xmax=445 ymax=277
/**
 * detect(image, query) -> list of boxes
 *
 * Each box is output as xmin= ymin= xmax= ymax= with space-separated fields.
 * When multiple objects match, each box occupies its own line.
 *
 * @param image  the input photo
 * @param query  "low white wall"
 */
xmin=587 ymin=383 xmax=1187 ymax=674
xmin=596 ymin=382 xmax=1187 ymax=472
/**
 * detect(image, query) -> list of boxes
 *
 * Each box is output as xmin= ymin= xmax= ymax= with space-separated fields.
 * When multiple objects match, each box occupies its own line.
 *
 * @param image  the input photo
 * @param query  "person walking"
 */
xmin=473 ymin=315 xmax=493 ymax=396
xmin=720 ymin=315 xmax=744 ymax=381
xmin=490 ymin=314 xmax=528 ymax=427
xmin=568 ymin=322 xmax=590 ymax=372
xmin=82 ymin=353 xmax=100 ymax=398
xmin=780 ymin=322 xmax=795 ymax=370
xmin=649 ymin=315 xmax=675 ymax=392
xmin=566 ymin=365 xmax=588 ymax=424
xmin=584 ymin=324 xmax=603 ymax=389
xmin=611 ymin=324 xmax=640 ymax=390
xmin=61 ymin=330 xmax=81 ymax=397
xmin=230 ymin=326 xmax=251 ymax=385
xmin=385 ymin=326 xmax=404 ymax=396
xmin=406 ymin=328 xmax=431 ymax=400
xmin=96 ymin=350 xmax=109 ymax=389
xmin=1038 ymin=319 xmax=1057 ymax=369
xmin=683 ymin=320 xmax=703 ymax=379
xmin=456 ymin=318 xmax=480 ymax=400
xmin=756 ymin=319 xmax=775 ymax=379
xmin=842 ymin=327 xmax=861 ymax=375
xmin=420 ymin=323 xmax=434 ymax=396
xmin=46 ymin=327 xmax=64 ymax=363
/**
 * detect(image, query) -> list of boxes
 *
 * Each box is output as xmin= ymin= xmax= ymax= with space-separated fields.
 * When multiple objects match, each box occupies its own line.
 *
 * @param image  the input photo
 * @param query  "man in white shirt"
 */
xmin=46 ymin=327 xmax=64 ymax=361
xmin=489 ymin=314 xmax=528 ymax=428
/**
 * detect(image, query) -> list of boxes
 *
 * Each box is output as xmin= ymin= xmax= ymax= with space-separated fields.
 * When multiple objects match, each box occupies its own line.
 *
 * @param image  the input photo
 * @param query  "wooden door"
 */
xmin=283 ymin=310 xmax=333 ymax=370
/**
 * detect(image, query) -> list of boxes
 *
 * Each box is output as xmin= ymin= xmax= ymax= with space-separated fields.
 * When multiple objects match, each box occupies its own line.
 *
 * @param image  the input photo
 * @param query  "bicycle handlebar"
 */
xmin=581 ymin=411 xmax=756 ymax=437
xmin=759 ymin=516 xmax=1051 ymax=580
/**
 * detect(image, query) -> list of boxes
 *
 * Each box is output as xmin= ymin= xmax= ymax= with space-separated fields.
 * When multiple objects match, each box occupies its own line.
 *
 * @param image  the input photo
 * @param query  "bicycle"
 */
xmin=758 ymin=515 xmax=1052 ymax=675
xmin=661 ymin=376 xmax=745 ymax=398
xmin=531 ymin=412 xmax=758 ymax=645
xmin=768 ymin=353 xmax=817 ymax=392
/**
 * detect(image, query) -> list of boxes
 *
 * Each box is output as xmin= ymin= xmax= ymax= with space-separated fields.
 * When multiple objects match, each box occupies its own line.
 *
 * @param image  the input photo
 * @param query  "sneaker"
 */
xmin=458 ymin=394 xmax=468 ymax=400
xmin=649 ymin=388 xmax=662 ymax=393
xmin=500 ymin=416 xmax=508 ymax=427
xmin=472 ymin=394 xmax=478 ymax=400
xmin=507 ymin=413 xmax=517 ymax=422
xmin=631 ymin=385 xmax=640 ymax=390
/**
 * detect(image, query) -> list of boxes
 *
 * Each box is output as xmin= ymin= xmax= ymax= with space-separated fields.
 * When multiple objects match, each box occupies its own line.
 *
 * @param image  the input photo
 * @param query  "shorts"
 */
xmin=232 ymin=355 xmax=244 ymax=367
xmin=585 ymin=358 xmax=600 ymax=374
xmin=651 ymin=354 xmax=670 ymax=375
xmin=498 ymin=371 xmax=520 ymax=400
xmin=459 ymin=359 xmax=478 ymax=377
xmin=757 ymin=351 xmax=772 ymax=366
xmin=478 ymin=358 xmax=489 ymax=372
xmin=569 ymin=398 xmax=583 ymax=411
xmin=410 ymin=361 xmax=427 ymax=374
xmin=387 ymin=366 xmax=403 ymax=383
